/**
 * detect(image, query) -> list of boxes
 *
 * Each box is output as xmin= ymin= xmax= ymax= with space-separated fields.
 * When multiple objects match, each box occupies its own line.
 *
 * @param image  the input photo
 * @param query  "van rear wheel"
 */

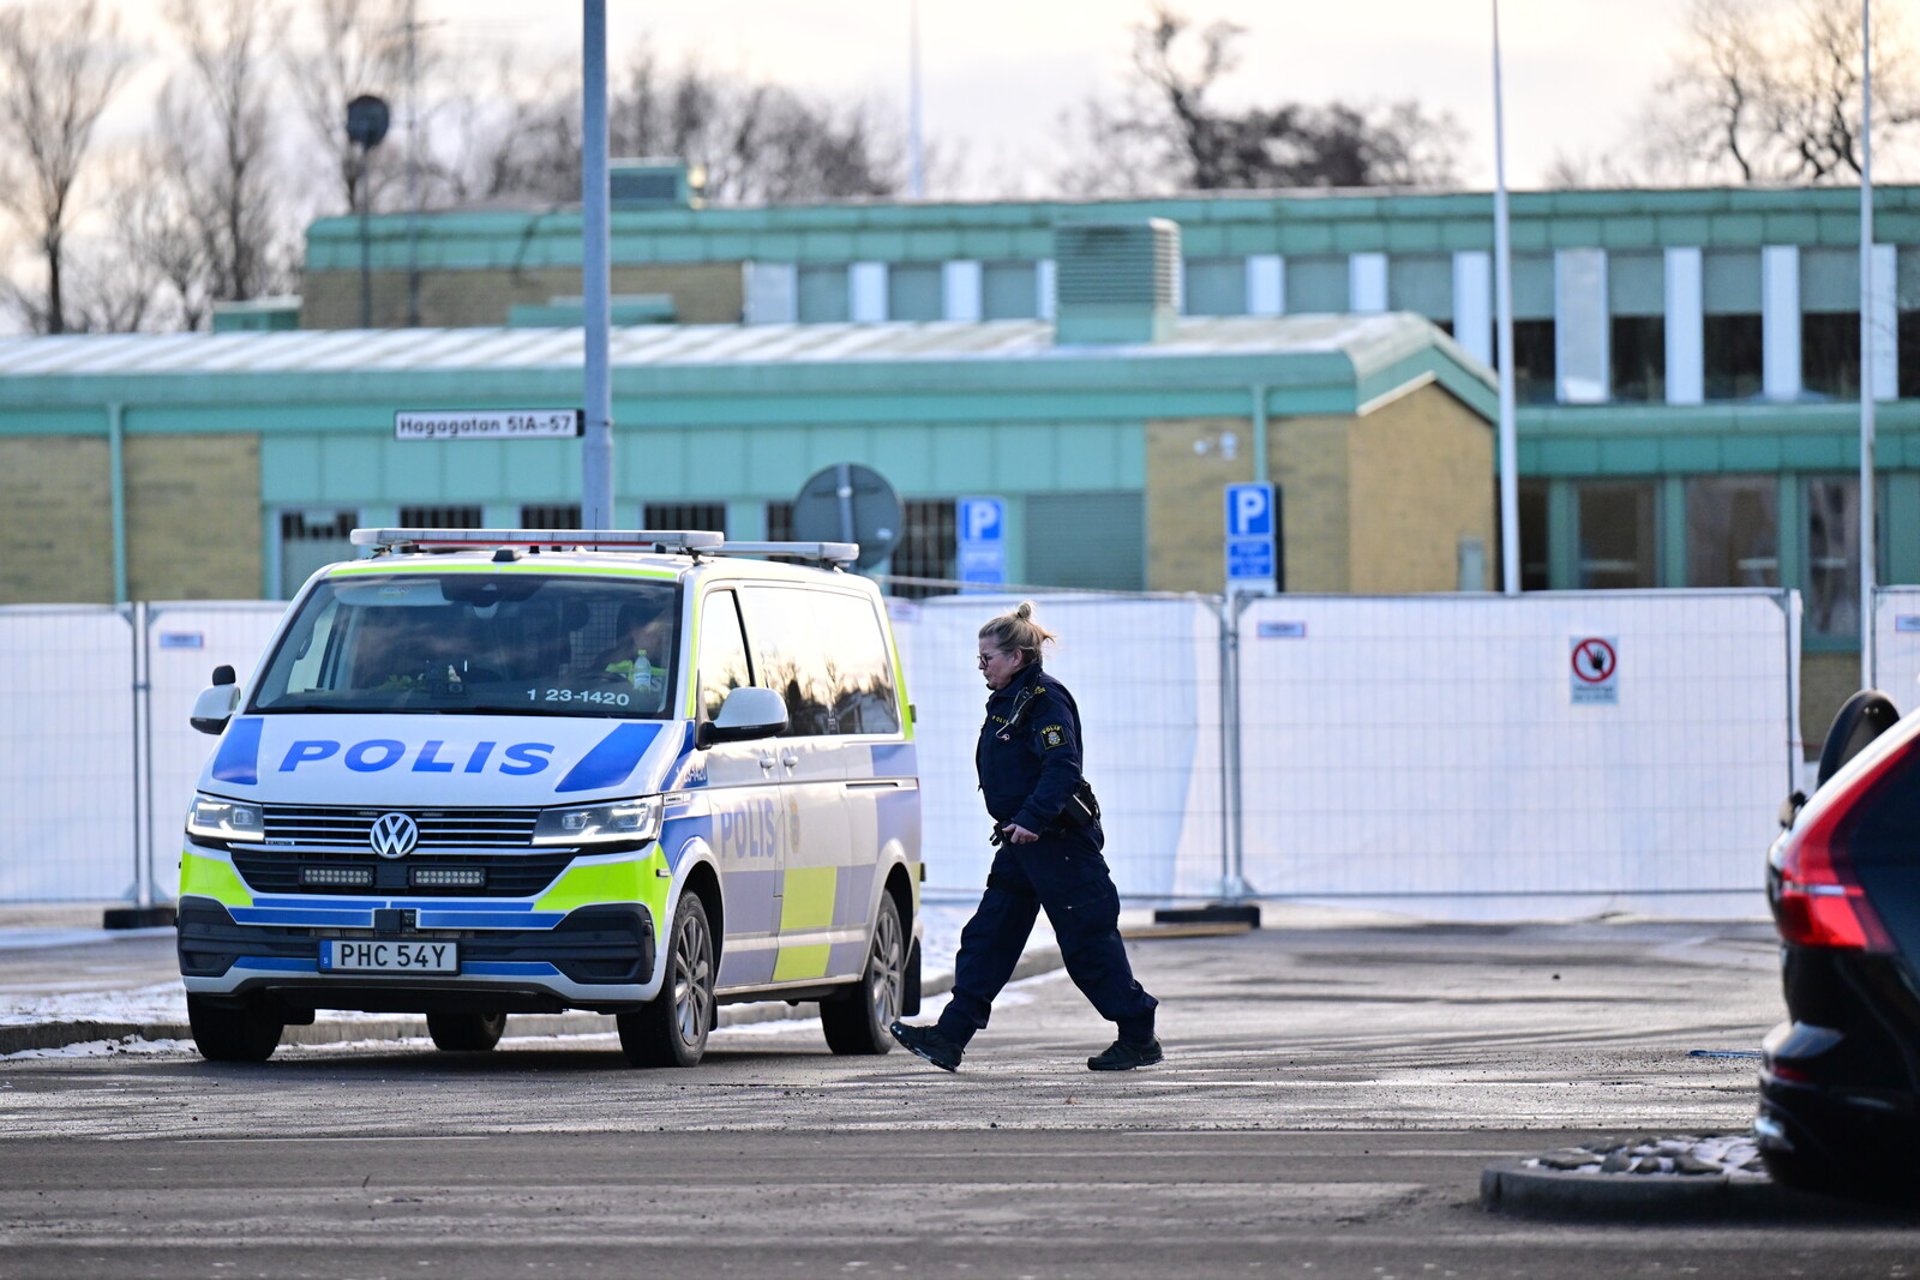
xmin=822 ymin=895 xmax=905 ymax=1055
xmin=187 ymin=994 xmax=284 ymax=1063
xmin=426 ymin=1011 xmax=506 ymax=1052
xmin=617 ymin=893 xmax=714 ymax=1068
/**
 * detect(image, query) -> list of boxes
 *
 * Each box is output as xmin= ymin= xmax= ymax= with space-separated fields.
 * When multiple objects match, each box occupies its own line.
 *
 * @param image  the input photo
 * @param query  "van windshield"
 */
xmin=249 ymin=573 xmax=680 ymax=719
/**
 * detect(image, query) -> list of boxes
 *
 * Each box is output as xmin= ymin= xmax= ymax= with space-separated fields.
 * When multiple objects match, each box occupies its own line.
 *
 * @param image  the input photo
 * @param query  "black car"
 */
xmin=1758 ymin=689 xmax=1920 ymax=1195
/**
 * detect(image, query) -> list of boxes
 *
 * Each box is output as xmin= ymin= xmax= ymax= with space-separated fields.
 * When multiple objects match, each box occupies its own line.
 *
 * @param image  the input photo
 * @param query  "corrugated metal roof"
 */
xmin=0 ymin=313 xmax=1479 ymax=383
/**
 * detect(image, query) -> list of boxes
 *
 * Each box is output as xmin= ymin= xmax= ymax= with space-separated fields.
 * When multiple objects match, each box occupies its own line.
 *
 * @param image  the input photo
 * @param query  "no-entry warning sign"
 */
xmin=1570 ymin=636 xmax=1618 ymax=705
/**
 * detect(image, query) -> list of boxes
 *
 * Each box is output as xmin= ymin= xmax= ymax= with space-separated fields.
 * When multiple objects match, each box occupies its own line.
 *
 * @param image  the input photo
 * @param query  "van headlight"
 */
xmin=533 ymin=797 xmax=662 ymax=846
xmin=187 ymin=793 xmax=265 ymax=843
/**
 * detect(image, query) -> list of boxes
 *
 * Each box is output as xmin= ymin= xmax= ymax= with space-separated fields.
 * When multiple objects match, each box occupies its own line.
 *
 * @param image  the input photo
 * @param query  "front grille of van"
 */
xmin=238 ymin=805 xmax=564 ymax=897
xmin=260 ymin=805 xmax=539 ymax=851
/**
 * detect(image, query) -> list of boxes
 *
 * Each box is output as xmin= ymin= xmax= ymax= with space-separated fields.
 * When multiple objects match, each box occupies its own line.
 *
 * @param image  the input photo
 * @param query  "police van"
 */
xmin=178 ymin=528 xmax=922 ymax=1067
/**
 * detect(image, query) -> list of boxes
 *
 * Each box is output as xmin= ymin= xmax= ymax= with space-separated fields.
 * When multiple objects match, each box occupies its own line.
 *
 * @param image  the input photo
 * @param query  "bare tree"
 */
xmin=437 ymin=42 xmax=903 ymax=208
xmin=160 ymin=0 xmax=293 ymax=303
xmin=0 ymin=0 xmax=132 ymax=333
xmin=1650 ymin=0 xmax=1920 ymax=183
xmin=1059 ymin=4 xmax=1462 ymax=195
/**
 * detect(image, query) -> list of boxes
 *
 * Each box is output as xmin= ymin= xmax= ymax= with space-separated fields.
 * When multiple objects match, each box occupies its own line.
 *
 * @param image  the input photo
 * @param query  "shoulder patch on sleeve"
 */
xmin=1040 ymin=723 xmax=1067 ymax=749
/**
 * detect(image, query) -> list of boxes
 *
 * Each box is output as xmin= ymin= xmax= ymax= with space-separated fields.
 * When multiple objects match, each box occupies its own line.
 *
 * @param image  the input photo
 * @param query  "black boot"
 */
xmin=889 ymin=1021 xmax=963 ymax=1072
xmin=1087 ymin=1037 xmax=1163 ymax=1071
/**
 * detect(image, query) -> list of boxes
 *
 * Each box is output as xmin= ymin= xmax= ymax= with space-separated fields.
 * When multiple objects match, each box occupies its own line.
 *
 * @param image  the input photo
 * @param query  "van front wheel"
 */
xmin=187 ymin=994 xmax=284 ymax=1063
xmin=821 ymin=895 xmax=905 ymax=1055
xmin=617 ymin=893 xmax=714 ymax=1068
xmin=426 ymin=1011 xmax=506 ymax=1052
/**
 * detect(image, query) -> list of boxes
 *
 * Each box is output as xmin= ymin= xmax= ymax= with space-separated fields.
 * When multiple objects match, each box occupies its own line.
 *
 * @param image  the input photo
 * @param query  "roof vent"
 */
xmin=1053 ymin=218 xmax=1179 ymax=345
xmin=609 ymin=158 xmax=705 ymax=210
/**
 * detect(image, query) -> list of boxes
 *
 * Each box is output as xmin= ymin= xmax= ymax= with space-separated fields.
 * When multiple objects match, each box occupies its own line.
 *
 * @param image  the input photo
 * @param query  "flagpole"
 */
xmin=1493 ymin=0 xmax=1519 ymax=595
xmin=1860 ymin=0 xmax=1877 ymax=686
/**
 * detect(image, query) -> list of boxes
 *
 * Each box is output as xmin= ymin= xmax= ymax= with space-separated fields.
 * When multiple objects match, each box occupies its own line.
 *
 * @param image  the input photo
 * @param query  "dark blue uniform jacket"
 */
xmin=976 ymin=661 xmax=1094 ymax=839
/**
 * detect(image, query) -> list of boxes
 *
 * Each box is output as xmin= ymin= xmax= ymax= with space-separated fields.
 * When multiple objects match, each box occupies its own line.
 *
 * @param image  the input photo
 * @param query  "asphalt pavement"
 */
xmin=7 ymin=909 xmax=1920 ymax=1277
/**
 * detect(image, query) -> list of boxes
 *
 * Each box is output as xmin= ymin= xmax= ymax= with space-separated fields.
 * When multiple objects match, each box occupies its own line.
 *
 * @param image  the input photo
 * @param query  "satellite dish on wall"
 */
xmin=791 ymin=463 xmax=903 ymax=570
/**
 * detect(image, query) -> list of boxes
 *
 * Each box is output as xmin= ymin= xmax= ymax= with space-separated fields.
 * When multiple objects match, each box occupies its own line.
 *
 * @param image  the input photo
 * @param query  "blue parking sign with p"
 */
xmin=1224 ymin=482 xmax=1276 ymax=593
xmin=1226 ymin=483 xmax=1273 ymax=538
xmin=957 ymin=496 xmax=1006 ymax=588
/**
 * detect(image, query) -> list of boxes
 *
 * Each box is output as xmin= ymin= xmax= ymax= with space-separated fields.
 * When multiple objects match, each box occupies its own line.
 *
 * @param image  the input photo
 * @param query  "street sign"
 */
xmin=957 ymin=496 xmax=1006 ymax=588
xmin=1570 ymin=635 xmax=1619 ymax=705
xmin=395 ymin=409 xmax=583 ymax=441
xmin=1224 ymin=482 xmax=1277 ymax=595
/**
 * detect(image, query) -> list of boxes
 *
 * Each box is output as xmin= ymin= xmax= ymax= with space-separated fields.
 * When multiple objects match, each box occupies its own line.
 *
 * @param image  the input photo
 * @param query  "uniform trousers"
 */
xmin=936 ymin=828 xmax=1158 ymax=1047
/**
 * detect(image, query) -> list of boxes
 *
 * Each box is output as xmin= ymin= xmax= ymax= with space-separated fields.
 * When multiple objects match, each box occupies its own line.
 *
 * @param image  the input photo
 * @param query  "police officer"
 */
xmin=891 ymin=601 xmax=1161 ymax=1072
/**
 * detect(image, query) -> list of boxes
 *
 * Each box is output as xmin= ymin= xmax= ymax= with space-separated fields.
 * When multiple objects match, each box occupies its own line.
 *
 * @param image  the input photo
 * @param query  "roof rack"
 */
xmin=351 ymin=528 xmax=725 ymax=553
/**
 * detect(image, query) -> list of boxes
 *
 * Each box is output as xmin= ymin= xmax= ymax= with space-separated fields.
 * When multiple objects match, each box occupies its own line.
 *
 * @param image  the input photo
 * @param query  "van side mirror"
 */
xmin=694 ymin=686 xmax=788 ymax=750
xmin=190 ymin=684 xmax=242 ymax=736
xmin=212 ymin=664 xmax=236 ymax=687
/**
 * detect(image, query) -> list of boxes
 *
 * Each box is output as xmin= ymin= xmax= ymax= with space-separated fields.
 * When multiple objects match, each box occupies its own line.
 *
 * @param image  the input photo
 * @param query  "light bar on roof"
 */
xmin=350 ymin=528 xmax=724 ymax=550
xmin=706 ymin=541 xmax=860 ymax=565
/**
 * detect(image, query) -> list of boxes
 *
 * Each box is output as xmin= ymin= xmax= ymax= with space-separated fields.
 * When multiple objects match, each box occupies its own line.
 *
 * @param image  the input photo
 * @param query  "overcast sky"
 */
xmin=451 ymin=0 xmax=1694 ymax=193
xmin=92 ymin=0 xmax=1916 ymax=198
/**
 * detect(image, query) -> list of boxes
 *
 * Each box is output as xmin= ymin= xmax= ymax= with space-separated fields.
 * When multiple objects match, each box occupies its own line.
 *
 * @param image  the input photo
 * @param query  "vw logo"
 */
xmin=368 ymin=812 xmax=419 ymax=859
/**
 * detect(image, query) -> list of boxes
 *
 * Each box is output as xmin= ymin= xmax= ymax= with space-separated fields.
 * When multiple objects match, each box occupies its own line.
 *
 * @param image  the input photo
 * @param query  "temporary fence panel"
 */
xmin=889 ymin=594 xmax=1227 ymax=901
xmin=0 ymin=606 xmax=138 ymax=903
xmin=1871 ymin=589 xmax=1920 ymax=719
xmin=143 ymin=601 xmax=290 ymax=902
xmin=1235 ymin=590 xmax=1799 ymax=921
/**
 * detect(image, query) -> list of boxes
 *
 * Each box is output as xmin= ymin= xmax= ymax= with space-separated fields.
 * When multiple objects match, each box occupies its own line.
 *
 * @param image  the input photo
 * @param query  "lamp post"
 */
xmin=346 ymin=94 xmax=390 ymax=330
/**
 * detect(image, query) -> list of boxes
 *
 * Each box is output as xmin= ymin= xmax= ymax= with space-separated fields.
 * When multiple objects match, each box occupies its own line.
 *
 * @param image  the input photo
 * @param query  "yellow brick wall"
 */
xmin=1267 ymin=414 xmax=1353 ymax=593
xmin=1801 ymin=650 xmax=1868 ymax=761
xmin=1345 ymin=383 xmax=1496 ymax=593
xmin=0 ymin=437 xmax=114 ymax=602
xmin=124 ymin=435 xmax=262 ymax=600
xmin=301 ymin=263 xmax=746 ymax=328
xmin=1144 ymin=418 xmax=1255 ymax=592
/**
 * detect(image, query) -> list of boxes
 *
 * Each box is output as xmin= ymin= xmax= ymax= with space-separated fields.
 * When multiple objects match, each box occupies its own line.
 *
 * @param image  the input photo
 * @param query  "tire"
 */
xmin=426 ymin=1011 xmax=506 ymax=1052
xmin=1817 ymin=689 xmax=1901 ymax=788
xmin=821 ymin=894 xmax=905 ymax=1055
xmin=616 ymin=893 xmax=715 ymax=1068
xmin=187 ymin=993 xmax=284 ymax=1063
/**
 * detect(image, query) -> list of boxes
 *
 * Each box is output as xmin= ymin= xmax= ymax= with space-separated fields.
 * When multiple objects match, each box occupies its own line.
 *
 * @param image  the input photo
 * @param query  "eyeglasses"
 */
xmin=976 ymin=650 xmax=1008 ymax=668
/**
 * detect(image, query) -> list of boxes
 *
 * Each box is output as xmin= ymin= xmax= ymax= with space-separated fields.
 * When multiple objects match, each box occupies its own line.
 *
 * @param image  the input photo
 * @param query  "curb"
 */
xmin=0 ymin=946 xmax=1064 ymax=1057
xmin=1479 ymin=1159 xmax=1908 ymax=1222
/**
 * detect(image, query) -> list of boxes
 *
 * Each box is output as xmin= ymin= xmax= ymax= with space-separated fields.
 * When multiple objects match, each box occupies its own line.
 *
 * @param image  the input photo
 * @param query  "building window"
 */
xmin=765 ymin=500 xmax=794 ymax=542
xmin=278 ymin=509 xmax=358 ymax=599
xmin=982 ymin=261 xmax=1038 ymax=320
xmin=1686 ymin=476 xmax=1778 ymax=587
xmin=643 ymin=502 xmax=726 ymax=536
xmin=1802 ymin=312 xmax=1861 ymax=400
xmin=796 ymin=265 xmax=849 ymax=323
xmin=1806 ymin=476 xmax=1860 ymax=637
xmin=1611 ymin=316 xmax=1666 ymax=403
xmin=887 ymin=264 xmax=942 ymax=322
xmin=1703 ymin=249 xmax=1762 ymax=401
xmin=1902 ymin=309 xmax=1920 ymax=400
xmin=889 ymin=499 xmax=958 ymax=599
xmin=519 ymin=503 xmax=581 ymax=529
xmin=1575 ymin=481 xmax=1655 ymax=589
xmin=1183 ymin=257 xmax=1246 ymax=316
xmin=398 ymin=504 xmax=482 ymax=528
xmin=1901 ymin=247 xmax=1920 ymax=399
xmin=1512 ymin=319 xmax=1558 ymax=404
xmin=1518 ymin=480 xmax=1549 ymax=591
xmin=1608 ymin=250 xmax=1664 ymax=403
xmin=1704 ymin=314 xmax=1764 ymax=399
